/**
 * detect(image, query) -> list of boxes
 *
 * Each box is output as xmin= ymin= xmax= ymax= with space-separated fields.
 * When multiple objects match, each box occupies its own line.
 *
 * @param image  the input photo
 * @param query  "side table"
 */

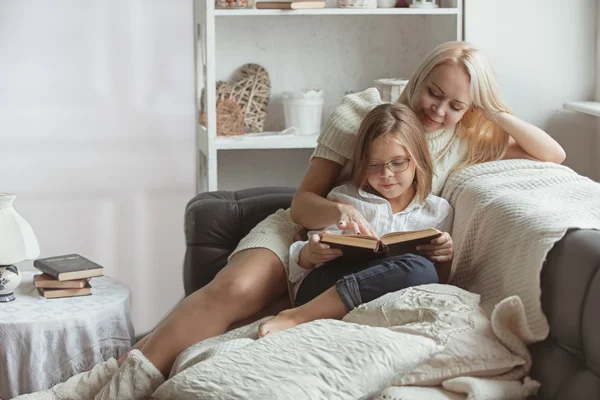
xmin=0 ymin=271 xmax=134 ymax=399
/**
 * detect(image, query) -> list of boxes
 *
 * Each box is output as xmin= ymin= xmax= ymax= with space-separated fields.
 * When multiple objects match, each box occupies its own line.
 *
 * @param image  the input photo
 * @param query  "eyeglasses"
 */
xmin=367 ymin=158 xmax=412 ymax=174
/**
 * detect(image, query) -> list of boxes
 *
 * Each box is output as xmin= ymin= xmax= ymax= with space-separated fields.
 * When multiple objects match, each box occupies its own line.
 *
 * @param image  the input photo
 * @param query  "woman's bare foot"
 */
xmin=258 ymin=310 xmax=305 ymax=337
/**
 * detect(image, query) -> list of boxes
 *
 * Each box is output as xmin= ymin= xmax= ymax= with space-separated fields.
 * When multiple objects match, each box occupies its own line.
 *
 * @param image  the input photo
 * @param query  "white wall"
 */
xmin=465 ymin=0 xmax=597 ymax=180
xmin=0 ymin=0 xmax=195 ymax=334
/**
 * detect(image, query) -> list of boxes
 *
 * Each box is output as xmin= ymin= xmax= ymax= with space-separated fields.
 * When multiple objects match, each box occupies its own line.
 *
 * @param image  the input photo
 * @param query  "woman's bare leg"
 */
xmin=258 ymin=286 xmax=347 ymax=337
xmin=118 ymin=331 xmax=154 ymax=364
xmin=129 ymin=248 xmax=287 ymax=377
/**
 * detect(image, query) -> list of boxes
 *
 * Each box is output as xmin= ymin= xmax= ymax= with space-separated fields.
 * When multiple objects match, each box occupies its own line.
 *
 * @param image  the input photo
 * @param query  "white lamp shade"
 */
xmin=0 ymin=194 xmax=40 ymax=265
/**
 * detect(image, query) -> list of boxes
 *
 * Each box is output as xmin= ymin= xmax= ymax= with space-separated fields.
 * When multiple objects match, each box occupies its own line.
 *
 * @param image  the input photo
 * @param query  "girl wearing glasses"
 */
xmin=259 ymin=103 xmax=453 ymax=336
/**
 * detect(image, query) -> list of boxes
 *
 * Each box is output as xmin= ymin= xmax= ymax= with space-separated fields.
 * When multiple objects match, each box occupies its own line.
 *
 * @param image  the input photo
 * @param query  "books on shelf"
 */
xmin=33 ymin=254 xmax=104 ymax=281
xmin=256 ymin=1 xmax=326 ymax=10
xmin=321 ymin=228 xmax=442 ymax=262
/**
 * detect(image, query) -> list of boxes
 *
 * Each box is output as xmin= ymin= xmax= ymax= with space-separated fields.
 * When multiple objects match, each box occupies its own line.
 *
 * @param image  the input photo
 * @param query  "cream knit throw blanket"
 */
xmin=442 ymin=159 xmax=600 ymax=341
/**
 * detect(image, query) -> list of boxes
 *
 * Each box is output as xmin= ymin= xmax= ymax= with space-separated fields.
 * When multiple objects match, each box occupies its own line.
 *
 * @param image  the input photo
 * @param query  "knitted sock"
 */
xmin=94 ymin=350 xmax=165 ymax=400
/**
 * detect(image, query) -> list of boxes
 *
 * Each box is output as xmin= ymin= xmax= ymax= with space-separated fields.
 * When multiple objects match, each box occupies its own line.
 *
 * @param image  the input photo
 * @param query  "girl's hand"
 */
xmin=337 ymin=203 xmax=379 ymax=237
xmin=300 ymin=233 xmax=343 ymax=268
xmin=416 ymin=232 xmax=454 ymax=263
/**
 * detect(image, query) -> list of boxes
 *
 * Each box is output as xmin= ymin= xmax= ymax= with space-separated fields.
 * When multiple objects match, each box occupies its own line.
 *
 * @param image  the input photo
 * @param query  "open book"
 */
xmin=321 ymin=228 xmax=442 ymax=262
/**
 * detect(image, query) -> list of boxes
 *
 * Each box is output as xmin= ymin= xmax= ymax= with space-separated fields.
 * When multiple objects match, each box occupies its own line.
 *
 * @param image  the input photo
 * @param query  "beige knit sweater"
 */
xmin=312 ymin=88 xmax=468 ymax=196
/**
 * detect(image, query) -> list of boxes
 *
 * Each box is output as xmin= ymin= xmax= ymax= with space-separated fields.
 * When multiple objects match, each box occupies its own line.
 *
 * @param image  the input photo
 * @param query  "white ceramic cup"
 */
xmin=378 ymin=0 xmax=397 ymax=7
xmin=282 ymin=90 xmax=324 ymax=135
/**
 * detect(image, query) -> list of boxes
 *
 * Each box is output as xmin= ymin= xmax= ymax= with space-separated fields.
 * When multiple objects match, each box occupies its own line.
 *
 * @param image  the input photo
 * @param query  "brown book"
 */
xmin=38 ymin=283 xmax=92 ymax=299
xmin=256 ymin=1 xmax=326 ymax=10
xmin=34 ymin=273 xmax=90 ymax=289
xmin=321 ymin=228 xmax=442 ymax=262
xmin=33 ymin=254 xmax=104 ymax=281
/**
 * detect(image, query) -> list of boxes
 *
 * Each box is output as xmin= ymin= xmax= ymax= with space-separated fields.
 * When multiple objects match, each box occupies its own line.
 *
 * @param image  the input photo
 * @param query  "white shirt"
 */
xmin=288 ymin=184 xmax=454 ymax=299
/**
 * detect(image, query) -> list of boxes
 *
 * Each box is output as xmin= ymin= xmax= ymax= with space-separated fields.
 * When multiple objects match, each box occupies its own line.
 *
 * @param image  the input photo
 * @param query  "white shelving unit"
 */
xmin=194 ymin=1 xmax=463 ymax=192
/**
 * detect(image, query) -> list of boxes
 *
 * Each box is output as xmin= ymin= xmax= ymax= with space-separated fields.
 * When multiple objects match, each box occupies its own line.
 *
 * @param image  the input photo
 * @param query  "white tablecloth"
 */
xmin=0 ymin=271 xmax=134 ymax=399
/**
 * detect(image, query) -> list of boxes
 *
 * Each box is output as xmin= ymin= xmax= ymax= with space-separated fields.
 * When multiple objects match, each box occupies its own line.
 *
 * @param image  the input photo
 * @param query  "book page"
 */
xmin=321 ymin=232 xmax=379 ymax=249
xmin=380 ymin=228 xmax=441 ymax=245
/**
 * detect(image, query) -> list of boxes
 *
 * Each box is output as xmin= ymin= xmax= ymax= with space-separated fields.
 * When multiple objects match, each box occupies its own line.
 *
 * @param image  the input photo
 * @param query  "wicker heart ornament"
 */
xmin=228 ymin=63 xmax=270 ymax=133
xmin=201 ymin=63 xmax=271 ymax=136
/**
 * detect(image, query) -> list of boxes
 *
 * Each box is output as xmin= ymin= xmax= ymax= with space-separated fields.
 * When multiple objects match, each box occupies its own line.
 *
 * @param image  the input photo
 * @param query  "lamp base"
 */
xmin=0 ymin=292 xmax=16 ymax=302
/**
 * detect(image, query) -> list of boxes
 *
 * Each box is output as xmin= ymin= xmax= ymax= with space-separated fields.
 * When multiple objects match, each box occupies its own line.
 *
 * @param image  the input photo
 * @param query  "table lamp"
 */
xmin=0 ymin=193 xmax=40 ymax=302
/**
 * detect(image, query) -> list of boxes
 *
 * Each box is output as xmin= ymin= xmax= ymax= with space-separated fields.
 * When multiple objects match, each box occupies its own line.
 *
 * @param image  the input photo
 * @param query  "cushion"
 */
xmin=342 ymin=284 xmax=526 ymax=386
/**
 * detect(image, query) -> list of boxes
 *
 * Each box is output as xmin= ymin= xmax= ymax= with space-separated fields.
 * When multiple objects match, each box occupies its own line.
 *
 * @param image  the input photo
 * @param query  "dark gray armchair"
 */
xmin=183 ymin=187 xmax=600 ymax=400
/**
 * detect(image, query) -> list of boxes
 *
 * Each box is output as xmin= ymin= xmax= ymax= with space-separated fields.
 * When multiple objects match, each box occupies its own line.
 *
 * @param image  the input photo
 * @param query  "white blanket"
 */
xmin=142 ymin=284 xmax=540 ymax=400
xmin=441 ymin=159 xmax=600 ymax=341
xmin=13 ymin=285 xmax=536 ymax=400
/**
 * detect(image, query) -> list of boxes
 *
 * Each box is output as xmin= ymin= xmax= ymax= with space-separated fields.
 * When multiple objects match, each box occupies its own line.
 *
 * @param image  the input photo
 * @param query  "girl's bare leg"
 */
xmin=126 ymin=248 xmax=287 ymax=377
xmin=258 ymin=286 xmax=347 ymax=337
xmin=227 ymin=293 xmax=291 ymax=331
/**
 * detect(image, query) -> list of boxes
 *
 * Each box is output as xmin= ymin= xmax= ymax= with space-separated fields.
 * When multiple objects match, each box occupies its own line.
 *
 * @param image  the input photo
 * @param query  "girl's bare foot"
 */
xmin=258 ymin=310 xmax=304 ymax=337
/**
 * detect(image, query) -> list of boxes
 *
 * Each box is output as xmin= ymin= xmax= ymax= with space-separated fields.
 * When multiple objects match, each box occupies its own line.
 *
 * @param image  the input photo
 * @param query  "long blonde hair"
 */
xmin=398 ymin=41 xmax=510 ymax=166
xmin=351 ymin=103 xmax=433 ymax=203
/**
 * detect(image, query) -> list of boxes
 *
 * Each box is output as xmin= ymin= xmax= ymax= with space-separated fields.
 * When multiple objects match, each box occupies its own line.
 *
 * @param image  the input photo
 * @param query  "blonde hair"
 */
xmin=398 ymin=41 xmax=510 ymax=166
xmin=351 ymin=103 xmax=433 ymax=203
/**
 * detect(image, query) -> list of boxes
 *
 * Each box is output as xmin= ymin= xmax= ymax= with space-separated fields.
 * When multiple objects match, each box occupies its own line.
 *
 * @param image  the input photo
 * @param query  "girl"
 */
xmin=123 ymin=42 xmax=566 ymax=379
xmin=259 ymin=103 xmax=454 ymax=335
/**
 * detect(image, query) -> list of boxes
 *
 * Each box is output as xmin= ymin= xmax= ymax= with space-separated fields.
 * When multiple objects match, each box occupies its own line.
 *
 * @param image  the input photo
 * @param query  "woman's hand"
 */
xmin=299 ymin=234 xmax=343 ymax=268
xmin=472 ymin=106 xmax=566 ymax=163
xmin=337 ymin=203 xmax=378 ymax=237
xmin=473 ymin=106 xmax=503 ymax=122
xmin=416 ymin=232 xmax=454 ymax=263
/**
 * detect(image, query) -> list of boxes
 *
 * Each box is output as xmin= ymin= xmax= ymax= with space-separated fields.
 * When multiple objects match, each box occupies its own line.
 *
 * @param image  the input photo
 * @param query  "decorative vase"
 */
xmin=0 ymin=193 xmax=40 ymax=302
xmin=0 ymin=265 xmax=21 ymax=303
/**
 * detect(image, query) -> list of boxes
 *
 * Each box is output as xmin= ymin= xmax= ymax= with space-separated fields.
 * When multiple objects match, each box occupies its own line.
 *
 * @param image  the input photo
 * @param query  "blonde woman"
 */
xmin=259 ymin=103 xmax=454 ymax=335
xmin=126 ymin=41 xmax=566 ymax=378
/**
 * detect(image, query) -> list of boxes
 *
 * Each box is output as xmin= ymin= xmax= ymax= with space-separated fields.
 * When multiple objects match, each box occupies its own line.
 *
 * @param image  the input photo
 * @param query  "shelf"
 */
xmin=216 ymin=132 xmax=318 ymax=150
xmin=563 ymin=101 xmax=600 ymax=117
xmin=214 ymin=8 xmax=459 ymax=16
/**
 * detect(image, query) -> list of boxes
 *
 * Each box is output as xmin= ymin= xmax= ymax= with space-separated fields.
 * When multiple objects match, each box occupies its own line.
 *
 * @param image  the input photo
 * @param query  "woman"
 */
xmin=126 ymin=41 xmax=565 ymax=378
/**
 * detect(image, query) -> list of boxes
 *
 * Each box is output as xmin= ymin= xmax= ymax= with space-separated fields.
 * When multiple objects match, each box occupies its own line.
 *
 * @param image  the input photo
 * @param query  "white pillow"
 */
xmin=343 ymin=284 xmax=526 ymax=386
xmin=151 ymin=319 xmax=438 ymax=400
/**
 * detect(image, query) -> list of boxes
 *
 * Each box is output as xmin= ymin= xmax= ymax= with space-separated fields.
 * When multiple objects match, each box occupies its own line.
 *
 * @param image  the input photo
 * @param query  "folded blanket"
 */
xmin=442 ymin=159 xmax=600 ymax=341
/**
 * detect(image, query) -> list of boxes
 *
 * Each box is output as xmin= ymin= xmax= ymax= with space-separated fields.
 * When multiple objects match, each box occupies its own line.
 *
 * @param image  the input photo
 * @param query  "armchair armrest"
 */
xmin=529 ymin=229 xmax=600 ymax=399
xmin=183 ymin=187 xmax=296 ymax=295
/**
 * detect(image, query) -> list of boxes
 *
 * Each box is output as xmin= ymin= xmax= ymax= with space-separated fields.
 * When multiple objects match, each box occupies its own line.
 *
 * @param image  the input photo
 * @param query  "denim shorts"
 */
xmin=295 ymin=253 xmax=438 ymax=311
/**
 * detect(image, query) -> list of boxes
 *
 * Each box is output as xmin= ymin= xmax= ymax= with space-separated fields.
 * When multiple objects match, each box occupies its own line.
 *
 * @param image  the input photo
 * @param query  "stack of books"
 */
xmin=33 ymin=254 xmax=104 ymax=299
